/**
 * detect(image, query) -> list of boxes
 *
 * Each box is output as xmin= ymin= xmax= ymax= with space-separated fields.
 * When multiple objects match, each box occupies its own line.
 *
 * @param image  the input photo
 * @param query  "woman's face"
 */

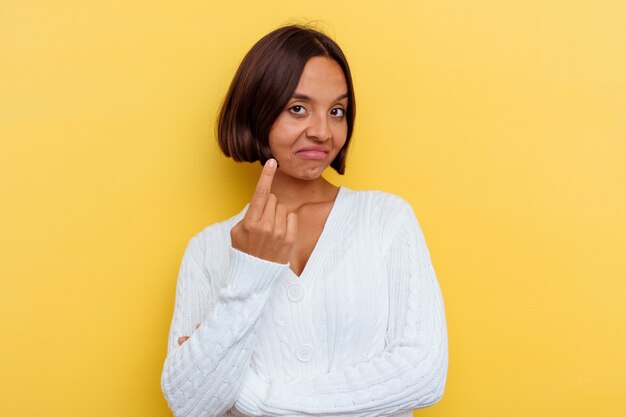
xmin=268 ymin=56 xmax=349 ymax=181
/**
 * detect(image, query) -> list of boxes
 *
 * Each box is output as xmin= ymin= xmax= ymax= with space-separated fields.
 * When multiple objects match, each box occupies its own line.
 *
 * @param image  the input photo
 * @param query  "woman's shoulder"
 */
xmin=343 ymin=186 xmax=414 ymax=218
xmin=197 ymin=205 xmax=247 ymax=237
xmin=344 ymin=186 xmax=420 ymax=242
xmin=183 ymin=205 xmax=248 ymax=265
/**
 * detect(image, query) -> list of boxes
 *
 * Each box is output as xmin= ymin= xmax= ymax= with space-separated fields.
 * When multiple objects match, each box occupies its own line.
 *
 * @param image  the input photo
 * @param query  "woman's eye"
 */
xmin=330 ymin=108 xmax=345 ymax=117
xmin=289 ymin=105 xmax=306 ymax=115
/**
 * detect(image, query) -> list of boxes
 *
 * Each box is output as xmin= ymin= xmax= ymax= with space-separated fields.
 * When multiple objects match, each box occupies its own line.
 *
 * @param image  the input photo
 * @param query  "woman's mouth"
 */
xmin=295 ymin=146 xmax=329 ymax=160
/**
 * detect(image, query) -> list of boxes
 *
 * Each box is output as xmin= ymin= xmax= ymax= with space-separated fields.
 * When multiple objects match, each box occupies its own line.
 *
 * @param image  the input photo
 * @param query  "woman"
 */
xmin=161 ymin=25 xmax=448 ymax=417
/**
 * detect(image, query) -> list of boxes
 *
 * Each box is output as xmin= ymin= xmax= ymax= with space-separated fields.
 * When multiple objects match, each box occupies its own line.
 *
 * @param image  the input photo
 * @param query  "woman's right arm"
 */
xmin=161 ymin=238 xmax=290 ymax=417
xmin=161 ymin=159 xmax=298 ymax=417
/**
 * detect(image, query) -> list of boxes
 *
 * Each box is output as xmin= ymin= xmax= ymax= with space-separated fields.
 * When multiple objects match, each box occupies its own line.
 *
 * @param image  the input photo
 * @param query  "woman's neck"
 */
xmin=269 ymin=170 xmax=339 ymax=212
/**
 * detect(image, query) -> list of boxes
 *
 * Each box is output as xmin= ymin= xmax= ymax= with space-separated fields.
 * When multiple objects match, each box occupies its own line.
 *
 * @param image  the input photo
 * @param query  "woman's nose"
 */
xmin=305 ymin=112 xmax=332 ymax=142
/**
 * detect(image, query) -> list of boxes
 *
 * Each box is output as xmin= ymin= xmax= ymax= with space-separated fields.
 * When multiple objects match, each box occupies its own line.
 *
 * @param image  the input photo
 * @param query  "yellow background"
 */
xmin=1 ymin=1 xmax=624 ymax=416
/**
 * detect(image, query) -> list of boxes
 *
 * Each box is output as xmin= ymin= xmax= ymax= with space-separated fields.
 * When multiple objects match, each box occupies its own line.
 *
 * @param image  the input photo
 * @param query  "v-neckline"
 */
xmin=287 ymin=185 xmax=346 ymax=280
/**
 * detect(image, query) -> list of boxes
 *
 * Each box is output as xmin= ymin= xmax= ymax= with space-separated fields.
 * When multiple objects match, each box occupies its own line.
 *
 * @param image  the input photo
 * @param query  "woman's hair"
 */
xmin=216 ymin=24 xmax=356 ymax=175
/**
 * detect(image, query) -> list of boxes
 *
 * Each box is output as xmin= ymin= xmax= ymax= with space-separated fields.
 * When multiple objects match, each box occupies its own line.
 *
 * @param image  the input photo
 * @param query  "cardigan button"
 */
xmin=287 ymin=284 xmax=304 ymax=302
xmin=295 ymin=344 xmax=313 ymax=362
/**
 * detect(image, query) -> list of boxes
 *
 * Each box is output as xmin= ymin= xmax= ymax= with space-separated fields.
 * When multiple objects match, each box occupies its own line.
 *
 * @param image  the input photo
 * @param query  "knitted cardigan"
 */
xmin=161 ymin=186 xmax=448 ymax=417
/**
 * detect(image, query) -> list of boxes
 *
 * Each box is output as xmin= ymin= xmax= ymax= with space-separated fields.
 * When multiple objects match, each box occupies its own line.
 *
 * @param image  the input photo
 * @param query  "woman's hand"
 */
xmin=230 ymin=158 xmax=298 ymax=264
xmin=177 ymin=324 xmax=201 ymax=345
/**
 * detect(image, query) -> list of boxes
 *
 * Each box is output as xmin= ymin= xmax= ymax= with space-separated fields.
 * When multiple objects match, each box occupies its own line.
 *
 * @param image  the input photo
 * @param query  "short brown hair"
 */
xmin=216 ymin=25 xmax=356 ymax=175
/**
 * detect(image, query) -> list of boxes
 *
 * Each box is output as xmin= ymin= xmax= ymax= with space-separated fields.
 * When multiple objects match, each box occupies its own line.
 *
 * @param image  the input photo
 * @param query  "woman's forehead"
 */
xmin=292 ymin=57 xmax=348 ymax=101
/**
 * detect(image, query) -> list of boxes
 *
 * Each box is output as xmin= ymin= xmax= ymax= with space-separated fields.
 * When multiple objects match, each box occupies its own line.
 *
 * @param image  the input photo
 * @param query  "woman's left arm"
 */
xmin=234 ymin=199 xmax=448 ymax=416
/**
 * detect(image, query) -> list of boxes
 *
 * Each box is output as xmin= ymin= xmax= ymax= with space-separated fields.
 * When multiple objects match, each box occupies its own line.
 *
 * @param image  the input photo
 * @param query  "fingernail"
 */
xmin=267 ymin=159 xmax=276 ymax=168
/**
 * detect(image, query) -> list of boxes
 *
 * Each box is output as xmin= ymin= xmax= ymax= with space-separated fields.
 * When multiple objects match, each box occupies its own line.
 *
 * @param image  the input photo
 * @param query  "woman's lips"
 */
xmin=295 ymin=146 xmax=329 ymax=160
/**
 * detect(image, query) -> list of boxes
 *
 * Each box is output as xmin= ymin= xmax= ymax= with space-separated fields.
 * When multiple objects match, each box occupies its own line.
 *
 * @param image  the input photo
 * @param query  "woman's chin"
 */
xmin=285 ymin=166 xmax=326 ymax=181
xmin=296 ymin=173 xmax=323 ymax=181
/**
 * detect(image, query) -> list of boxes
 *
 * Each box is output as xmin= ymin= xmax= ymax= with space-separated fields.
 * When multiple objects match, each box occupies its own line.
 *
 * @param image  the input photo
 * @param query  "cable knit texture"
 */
xmin=161 ymin=186 xmax=448 ymax=417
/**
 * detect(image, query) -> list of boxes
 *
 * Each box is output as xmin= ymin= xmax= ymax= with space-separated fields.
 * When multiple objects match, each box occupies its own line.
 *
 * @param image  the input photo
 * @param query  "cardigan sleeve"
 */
xmin=233 ymin=199 xmax=448 ymax=416
xmin=160 ymin=235 xmax=290 ymax=417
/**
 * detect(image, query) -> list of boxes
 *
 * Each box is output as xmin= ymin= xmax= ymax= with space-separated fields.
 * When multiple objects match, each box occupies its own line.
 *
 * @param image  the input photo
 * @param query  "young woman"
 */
xmin=161 ymin=25 xmax=448 ymax=417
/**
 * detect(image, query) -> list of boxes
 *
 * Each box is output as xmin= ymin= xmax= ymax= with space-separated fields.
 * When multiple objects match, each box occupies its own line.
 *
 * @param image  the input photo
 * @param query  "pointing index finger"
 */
xmin=246 ymin=158 xmax=277 ymax=220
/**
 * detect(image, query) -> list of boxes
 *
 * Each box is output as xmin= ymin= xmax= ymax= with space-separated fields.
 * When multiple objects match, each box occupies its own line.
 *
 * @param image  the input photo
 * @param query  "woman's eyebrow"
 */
xmin=292 ymin=92 xmax=349 ymax=101
xmin=291 ymin=93 xmax=310 ymax=100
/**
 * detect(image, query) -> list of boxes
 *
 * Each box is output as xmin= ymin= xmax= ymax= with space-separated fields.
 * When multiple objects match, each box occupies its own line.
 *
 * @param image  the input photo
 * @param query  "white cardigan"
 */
xmin=161 ymin=186 xmax=448 ymax=417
